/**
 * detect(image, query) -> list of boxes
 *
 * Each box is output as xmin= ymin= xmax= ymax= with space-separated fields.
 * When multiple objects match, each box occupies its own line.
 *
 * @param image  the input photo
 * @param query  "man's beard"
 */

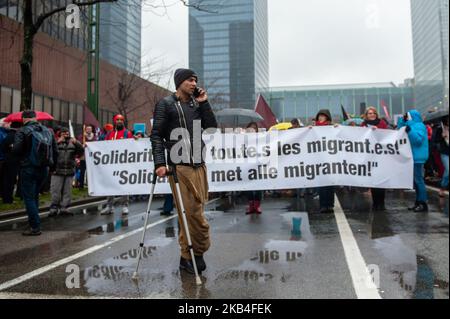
xmin=116 ymin=124 xmax=124 ymax=130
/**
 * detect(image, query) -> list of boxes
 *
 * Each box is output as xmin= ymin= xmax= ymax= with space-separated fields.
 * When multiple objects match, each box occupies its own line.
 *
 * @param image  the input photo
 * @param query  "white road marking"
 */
xmin=0 ymin=198 xmax=221 ymax=292
xmin=334 ymin=196 xmax=382 ymax=299
xmin=0 ymin=200 xmax=107 ymax=226
xmin=0 ymin=214 xmax=177 ymax=292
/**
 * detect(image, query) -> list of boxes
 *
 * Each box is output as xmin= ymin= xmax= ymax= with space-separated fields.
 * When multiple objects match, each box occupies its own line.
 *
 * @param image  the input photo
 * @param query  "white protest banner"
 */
xmin=86 ymin=126 xmax=413 ymax=196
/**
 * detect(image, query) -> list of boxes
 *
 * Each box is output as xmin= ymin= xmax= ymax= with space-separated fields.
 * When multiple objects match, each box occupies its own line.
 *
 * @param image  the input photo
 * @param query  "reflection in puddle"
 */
xmin=215 ymin=260 xmax=273 ymax=284
xmin=81 ymin=237 xmax=174 ymax=295
xmin=88 ymin=218 xmax=131 ymax=236
xmin=280 ymin=212 xmax=312 ymax=241
xmin=373 ymin=235 xmax=449 ymax=299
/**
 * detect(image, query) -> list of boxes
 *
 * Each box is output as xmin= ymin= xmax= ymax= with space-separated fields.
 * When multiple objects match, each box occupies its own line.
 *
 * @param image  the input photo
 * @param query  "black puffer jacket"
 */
xmin=151 ymin=94 xmax=218 ymax=168
xmin=54 ymin=139 xmax=84 ymax=176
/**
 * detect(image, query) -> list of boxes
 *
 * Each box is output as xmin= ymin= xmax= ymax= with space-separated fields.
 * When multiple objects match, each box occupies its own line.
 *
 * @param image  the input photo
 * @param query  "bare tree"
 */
xmin=19 ymin=0 xmax=118 ymax=111
xmin=105 ymin=57 xmax=173 ymax=124
xmin=15 ymin=0 xmax=217 ymax=111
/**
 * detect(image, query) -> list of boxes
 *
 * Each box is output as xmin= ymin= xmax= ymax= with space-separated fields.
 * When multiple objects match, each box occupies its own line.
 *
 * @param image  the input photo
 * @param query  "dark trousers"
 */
xmin=246 ymin=191 xmax=262 ymax=201
xmin=20 ymin=166 xmax=49 ymax=231
xmin=2 ymin=161 xmax=19 ymax=204
xmin=0 ymin=161 xmax=3 ymax=200
xmin=371 ymin=188 xmax=385 ymax=208
xmin=318 ymin=186 xmax=335 ymax=208
xmin=163 ymin=194 xmax=174 ymax=213
xmin=79 ymin=160 xmax=87 ymax=188
xmin=414 ymin=163 xmax=428 ymax=202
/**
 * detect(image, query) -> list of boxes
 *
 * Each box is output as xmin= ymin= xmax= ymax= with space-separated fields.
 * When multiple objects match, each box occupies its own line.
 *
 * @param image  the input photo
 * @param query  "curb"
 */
xmin=0 ymin=197 xmax=106 ymax=221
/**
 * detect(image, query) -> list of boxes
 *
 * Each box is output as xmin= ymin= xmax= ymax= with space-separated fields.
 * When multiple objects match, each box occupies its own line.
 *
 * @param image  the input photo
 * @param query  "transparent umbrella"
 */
xmin=215 ymin=108 xmax=263 ymax=127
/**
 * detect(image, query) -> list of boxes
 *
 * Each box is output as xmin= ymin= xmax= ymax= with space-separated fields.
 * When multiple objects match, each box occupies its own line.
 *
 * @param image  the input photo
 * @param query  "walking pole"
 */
xmin=132 ymin=171 xmax=158 ymax=281
xmin=171 ymin=166 xmax=203 ymax=286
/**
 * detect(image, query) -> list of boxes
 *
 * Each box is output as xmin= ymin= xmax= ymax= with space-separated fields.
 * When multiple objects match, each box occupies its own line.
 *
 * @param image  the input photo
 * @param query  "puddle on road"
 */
xmin=373 ymin=235 xmax=449 ymax=299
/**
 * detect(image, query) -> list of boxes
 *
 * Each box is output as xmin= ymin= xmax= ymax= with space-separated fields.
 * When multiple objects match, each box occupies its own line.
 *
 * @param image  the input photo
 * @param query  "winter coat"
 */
xmin=54 ymin=139 xmax=84 ymax=176
xmin=316 ymin=109 xmax=332 ymax=123
xmin=13 ymin=121 xmax=58 ymax=169
xmin=151 ymin=94 xmax=217 ymax=168
xmin=106 ymin=128 xmax=133 ymax=141
xmin=433 ymin=125 xmax=449 ymax=156
xmin=361 ymin=118 xmax=389 ymax=129
xmin=397 ymin=110 xmax=429 ymax=164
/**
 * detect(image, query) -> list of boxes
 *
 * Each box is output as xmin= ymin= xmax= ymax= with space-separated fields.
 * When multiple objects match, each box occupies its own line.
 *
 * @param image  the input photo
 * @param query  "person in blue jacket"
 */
xmin=397 ymin=110 xmax=429 ymax=212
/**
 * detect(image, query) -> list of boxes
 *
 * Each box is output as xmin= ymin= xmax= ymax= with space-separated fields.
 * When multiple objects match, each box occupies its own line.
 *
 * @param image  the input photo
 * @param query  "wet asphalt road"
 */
xmin=0 ymin=189 xmax=448 ymax=299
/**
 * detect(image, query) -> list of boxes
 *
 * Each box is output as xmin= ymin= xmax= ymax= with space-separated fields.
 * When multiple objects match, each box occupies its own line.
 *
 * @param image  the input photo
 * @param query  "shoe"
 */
xmin=372 ymin=205 xmax=387 ymax=212
xmin=100 ymin=207 xmax=113 ymax=215
xmin=179 ymin=257 xmax=196 ymax=275
xmin=254 ymin=200 xmax=262 ymax=215
xmin=22 ymin=228 xmax=42 ymax=236
xmin=246 ymin=201 xmax=255 ymax=215
xmin=48 ymin=208 xmax=59 ymax=217
xmin=320 ymin=207 xmax=334 ymax=214
xmin=414 ymin=202 xmax=428 ymax=213
xmin=59 ymin=209 xmax=74 ymax=217
xmin=194 ymin=255 xmax=207 ymax=272
xmin=408 ymin=202 xmax=419 ymax=211
xmin=160 ymin=211 xmax=173 ymax=216
xmin=122 ymin=206 xmax=129 ymax=216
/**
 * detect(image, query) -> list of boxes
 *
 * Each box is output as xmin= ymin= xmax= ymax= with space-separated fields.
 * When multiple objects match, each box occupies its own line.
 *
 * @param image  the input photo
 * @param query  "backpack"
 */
xmin=28 ymin=126 xmax=54 ymax=167
xmin=0 ymin=128 xmax=7 ymax=161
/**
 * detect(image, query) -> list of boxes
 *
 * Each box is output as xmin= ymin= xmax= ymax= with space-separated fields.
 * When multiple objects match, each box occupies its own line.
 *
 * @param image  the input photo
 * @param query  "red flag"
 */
xmin=83 ymin=102 xmax=100 ymax=129
xmin=381 ymin=100 xmax=391 ymax=121
xmin=255 ymin=95 xmax=277 ymax=129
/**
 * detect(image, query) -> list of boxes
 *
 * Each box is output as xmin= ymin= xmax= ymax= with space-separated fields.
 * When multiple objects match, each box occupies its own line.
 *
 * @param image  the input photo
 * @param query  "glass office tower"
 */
xmin=100 ymin=0 xmax=142 ymax=74
xmin=189 ymin=0 xmax=269 ymax=110
xmin=411 ymin=0 xmax=449 ymax=112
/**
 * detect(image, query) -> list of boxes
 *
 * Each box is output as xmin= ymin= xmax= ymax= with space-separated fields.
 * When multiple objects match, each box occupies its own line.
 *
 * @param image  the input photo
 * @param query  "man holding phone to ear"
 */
xmin=151 ymin=68 xmax=217 ymax=275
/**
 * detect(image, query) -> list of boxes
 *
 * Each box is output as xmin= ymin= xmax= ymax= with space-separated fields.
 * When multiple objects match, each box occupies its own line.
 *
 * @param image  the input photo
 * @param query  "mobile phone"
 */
xmin=193 ymin=87 xmax=201 ymax=98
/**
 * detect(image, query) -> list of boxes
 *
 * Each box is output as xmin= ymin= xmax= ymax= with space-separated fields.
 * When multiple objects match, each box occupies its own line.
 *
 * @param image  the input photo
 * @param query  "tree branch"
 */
xmin=34 ymin=0 xmax=118 ymax=32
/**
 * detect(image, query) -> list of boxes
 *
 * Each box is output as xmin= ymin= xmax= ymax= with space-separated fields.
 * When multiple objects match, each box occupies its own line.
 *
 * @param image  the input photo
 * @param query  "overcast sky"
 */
xmin=141 ymin=0 xmax=414 ymax=90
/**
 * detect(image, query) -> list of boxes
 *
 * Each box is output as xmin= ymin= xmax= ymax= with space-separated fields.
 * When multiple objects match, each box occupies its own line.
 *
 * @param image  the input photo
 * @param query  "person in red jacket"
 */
xmin=105 ymin=114 xmax=133 ymax=141
xmin=100 ymin=114 xmax=132 ymax=216
xmin=361 ymin=107 xmax=389 ymax=211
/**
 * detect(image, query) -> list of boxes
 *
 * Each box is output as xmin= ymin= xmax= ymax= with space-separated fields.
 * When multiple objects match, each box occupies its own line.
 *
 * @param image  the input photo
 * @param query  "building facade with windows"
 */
xmin=0 ymin=7 xmax=165 ymax=134
xmin=411 ymin=0 xmax=449 ymax=113
xmin=265 ymin=82 xmax=415 ymax=124
xmin=189 ymin=0 xmax=269 ymax=110
xmin=0 ymin=0 xmax=89 ymax=50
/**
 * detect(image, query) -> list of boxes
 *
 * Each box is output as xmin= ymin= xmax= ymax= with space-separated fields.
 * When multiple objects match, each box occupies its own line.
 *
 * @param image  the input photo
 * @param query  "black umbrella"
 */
xmin=215 ymin=108 xmax=264 ymax=127
xmin=424 ymin=109 xmax=449 ymax=123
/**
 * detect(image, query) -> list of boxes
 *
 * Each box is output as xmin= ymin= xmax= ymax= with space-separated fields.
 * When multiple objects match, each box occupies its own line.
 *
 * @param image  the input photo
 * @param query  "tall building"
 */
xmin=411 ymin=0 xmax=449 ymax=113
xmin=265 ymin=82 xmax=414 ymax=124
xmin=100 ymin=0 xmax=142 ymax=75
xmin=189 ymin=0 xmax=269 ymax=110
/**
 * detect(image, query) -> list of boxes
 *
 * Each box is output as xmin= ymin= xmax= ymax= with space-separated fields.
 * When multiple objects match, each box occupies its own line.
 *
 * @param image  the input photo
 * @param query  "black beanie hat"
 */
xmin=174 ymin=68 xmax=197 ymax=89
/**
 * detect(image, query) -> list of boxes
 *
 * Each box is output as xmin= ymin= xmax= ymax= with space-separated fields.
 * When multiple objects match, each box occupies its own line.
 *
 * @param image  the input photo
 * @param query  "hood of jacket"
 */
xmin=316 ymin=109 xmax=332 ymax=122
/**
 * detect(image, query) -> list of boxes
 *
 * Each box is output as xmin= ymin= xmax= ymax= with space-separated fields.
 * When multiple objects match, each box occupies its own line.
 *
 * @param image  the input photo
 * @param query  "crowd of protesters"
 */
xmin=0 ymin=109 xmax=151 ymax=235
xmin=0 ymin=104 xmax=448 ymax=235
